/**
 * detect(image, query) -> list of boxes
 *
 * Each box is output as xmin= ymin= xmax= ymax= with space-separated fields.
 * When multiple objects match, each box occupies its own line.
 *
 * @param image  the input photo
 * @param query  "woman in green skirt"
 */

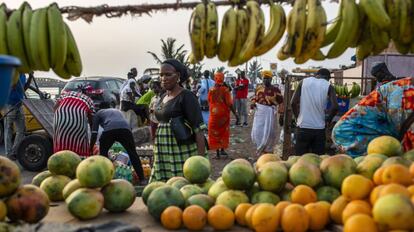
xmin=149 ymin=59 xmax=206 ymax=182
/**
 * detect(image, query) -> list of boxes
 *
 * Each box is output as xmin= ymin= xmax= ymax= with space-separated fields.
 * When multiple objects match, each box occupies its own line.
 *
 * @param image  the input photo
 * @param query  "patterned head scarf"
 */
xmin=161 ymin=59 xmax=189 ymax=84
xmin=215 ymin=72 xmax=224 ymax=85
xmin=261 ymin=70 xmax=273 ymax=79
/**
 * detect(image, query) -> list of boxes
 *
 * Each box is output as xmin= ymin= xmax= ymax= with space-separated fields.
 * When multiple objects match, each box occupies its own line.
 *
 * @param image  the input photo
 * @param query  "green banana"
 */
xmin=48 ymin=3 xmax=67 ymax=70
xmin=188 ymin=3 xmax=206 ymax=62
xmin=0 ymin=4 xmax=8 ymax=55
xmin=53 ymin=65 xmax=71 ymax=79
xmin=360 ymin=0 xmax=391 ymax=29
xmin=238 ymin=0 xmax=265 ymax=64
xmin=350 ymin=82 xmax=361 ymax=98
xmin=393 ymin=40 xmax=410 ymax=54
xmin=399 ymin=0 xmax=413 ymax=44
xmin=369 ymin=22 xmax=390 ymax=53
xmin=22 ymin=3 xmax=35 ymax=69
xmin=7 ymin=8 xmax=30 ymax=73
xmin=205 ymin=1 xmax=218 ymax=58
xmin=327 ymin=0 xmax=359 ymax=59
xmin=228 ymin=8 xmax=249 ymax=67
xmin=64 ymin=23 xmax=82 ymax=77
xmin=386 ymin=0 xmax=400 ymax=41
xmin=311 ymin=49 xmax=325 ymax=61
xmin=217 ymin=7 xmax=237 ymax=62
xmin=29 ymin=8 xmax=50 ymax=71
xmin=255 ymin=1 xmax=286 ymax=57
xmin=349 ymin=3 xmax=366 ymax=48
xmin=321 ymin=1 xmax=342 ymax=48
xmin=356 ymin=22 xmax=374 ymax=61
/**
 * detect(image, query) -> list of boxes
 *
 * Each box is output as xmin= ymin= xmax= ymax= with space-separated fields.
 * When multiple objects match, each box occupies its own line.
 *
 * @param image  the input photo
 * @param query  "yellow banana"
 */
xmin=188 ymin=3 xmax=206 ymax=62
xmin=296 ymin=0 xmax=327 ymax=63
xmin=238 ymin=0 xmax=265 ymax=64
xmin=29 ymin=8 xmax=50 ymax=71
xmin=7 ymin=8 xmax=30 ymax=73
xmin=205 ymin=1 xmax=218 ymax=58
xmin=218 ymin=7 xmax=237 ymax=62
xmin=289 ymin=0 xmax=307 ymax=58
xmin=228 ymin=8 xmax=249 ymax=67
xmin=48 ymin=3 xmax=67 ymax=69
xmin=22 ymin=3 xmax=35 ymax=69
xmin=64 ymin=23 xmax=82 ymax=77
xmin=360 ymin=0 xmax=391 ymax=29
xmin=255 ymin=1 xmax=286 ymax=57
xmin=356 ymin=22 xmax=374 ymax=61
xmin=0 ymin=4 xmax=8 ymax=55
xmin=321 ymin=1 xmax=342 ymax=48
xmin=277 ymin=10 xmax=294 ymax=60
xmin=327 ymin=0 xmax=359 ymax=59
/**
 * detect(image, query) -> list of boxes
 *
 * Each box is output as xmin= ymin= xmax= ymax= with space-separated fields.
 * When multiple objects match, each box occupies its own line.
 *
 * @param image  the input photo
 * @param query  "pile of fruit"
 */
xmin=143 ymin=135 xmax=414 ymax=231
xmin=0 ymin=2 xmax=82 ymax=79
xmin=0 ymin=156 xmax=49 ymax=225
xmin=334 ymin=82 xmax=361 ymax=99
xmin=32 ymin=151 xmax=136 ymax=220
xmin=189 ymin=0 xmax=414 ymax=65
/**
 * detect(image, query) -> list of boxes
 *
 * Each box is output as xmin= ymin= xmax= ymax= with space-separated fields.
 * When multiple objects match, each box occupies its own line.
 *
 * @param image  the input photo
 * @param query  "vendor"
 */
xmin=90 ymin=102 xmax=146 ymax=185
xmin=53 ymin=85 xmax=95 ymax=158
xmin=332 ymin=77 xmax=414 ymax=157
xmin=149 ymin=59 xmax=206 ymax=182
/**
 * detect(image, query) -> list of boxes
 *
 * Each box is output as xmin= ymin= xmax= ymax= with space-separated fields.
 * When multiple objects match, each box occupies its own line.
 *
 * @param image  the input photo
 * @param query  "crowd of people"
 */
xmin=5 ymin=58 xmax=414 ymax=186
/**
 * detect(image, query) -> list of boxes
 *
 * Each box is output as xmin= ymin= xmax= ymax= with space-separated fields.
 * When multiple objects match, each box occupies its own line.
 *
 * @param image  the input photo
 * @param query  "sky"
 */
xmin=3 ymin=0 xmax=355 ymax=79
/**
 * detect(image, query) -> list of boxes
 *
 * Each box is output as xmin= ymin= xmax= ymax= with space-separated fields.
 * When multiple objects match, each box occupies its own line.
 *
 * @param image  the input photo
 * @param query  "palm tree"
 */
xmin=247 ymin=60 xmax=263 ymax=85
xmin=147 ymin=37 xmax=188 ymax=64
xmin=148 ymin=37 xmax=204 ymax=80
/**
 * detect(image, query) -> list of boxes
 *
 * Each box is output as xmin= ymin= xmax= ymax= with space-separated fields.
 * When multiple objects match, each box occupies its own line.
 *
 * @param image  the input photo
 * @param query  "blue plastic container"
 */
xmin=0 ymin=55 xmax=21 ymax=109
xmin=326 ymin=97 xmax=351 ymax=114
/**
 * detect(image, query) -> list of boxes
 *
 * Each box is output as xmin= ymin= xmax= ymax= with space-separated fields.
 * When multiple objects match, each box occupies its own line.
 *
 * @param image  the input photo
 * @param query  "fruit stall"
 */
xmin=0 ymin=0 xmax=414 ymax=231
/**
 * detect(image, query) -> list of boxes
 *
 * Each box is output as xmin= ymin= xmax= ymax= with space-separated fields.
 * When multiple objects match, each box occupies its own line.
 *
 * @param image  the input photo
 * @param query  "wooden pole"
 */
xmin=282 ymin=75 xmax=292 ymax=160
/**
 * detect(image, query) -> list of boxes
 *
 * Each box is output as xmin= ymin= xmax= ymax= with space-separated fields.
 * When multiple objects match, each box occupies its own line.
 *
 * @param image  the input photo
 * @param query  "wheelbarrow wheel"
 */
xmin=17 ymin=134 xmax=52 ymax=171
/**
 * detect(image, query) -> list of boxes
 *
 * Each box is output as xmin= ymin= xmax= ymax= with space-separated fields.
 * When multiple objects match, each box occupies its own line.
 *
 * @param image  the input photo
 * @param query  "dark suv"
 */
xmin=62 ymin=77 xmax=124 ymax=109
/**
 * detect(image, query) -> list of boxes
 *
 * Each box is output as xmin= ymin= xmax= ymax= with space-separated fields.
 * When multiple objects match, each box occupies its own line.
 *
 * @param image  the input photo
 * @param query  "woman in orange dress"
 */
xmin=208 ymin=73 xmax=238 ymax=158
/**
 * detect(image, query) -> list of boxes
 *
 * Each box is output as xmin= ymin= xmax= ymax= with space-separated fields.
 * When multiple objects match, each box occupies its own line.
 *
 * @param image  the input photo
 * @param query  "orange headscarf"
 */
xmin=215 ymin=72 xmax=224 ymax=85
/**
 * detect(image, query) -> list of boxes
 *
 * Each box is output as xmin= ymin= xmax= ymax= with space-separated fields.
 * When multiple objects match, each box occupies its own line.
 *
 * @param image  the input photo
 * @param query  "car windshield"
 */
xmin=64 ymin=80 xmax=99 ymax=91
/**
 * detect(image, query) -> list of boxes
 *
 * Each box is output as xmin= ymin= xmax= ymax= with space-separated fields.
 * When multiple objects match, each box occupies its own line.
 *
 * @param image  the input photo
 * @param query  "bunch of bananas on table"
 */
xmin=189 ymin=0 xmax=286 ymax=66
xmin=334 ymin=82 xmax=361 ymax=99
xmin=0 ymin=2 xmax=82 ymax=79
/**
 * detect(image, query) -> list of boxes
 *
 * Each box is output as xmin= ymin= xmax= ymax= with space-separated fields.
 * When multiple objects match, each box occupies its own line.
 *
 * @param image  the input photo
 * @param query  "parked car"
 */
xmin=62 ymin=76 xmax=124 ymax=109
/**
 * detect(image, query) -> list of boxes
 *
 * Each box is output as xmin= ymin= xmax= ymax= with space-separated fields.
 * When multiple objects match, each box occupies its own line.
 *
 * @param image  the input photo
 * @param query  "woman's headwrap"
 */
xmin=261 ymin=70 xmax=273 ymax=79
xmin=215 ymin=72 xmax=224 ymax=85
xmin=161 ymin=59 xmax=189 ymax=84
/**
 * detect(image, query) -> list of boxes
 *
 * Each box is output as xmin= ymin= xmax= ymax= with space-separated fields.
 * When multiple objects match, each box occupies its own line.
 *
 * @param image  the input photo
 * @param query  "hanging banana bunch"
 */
xmin=0 ymin=2 xmax=83 ymax=79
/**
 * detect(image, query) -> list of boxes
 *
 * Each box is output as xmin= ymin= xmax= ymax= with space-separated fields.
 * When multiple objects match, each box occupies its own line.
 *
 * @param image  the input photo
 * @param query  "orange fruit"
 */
xmin=343 ymin=214 xmax=379 ymax=232
xmin=182 ymin=205 xmax=207 ymax=230
xmin=234 ymin=203 xmax=252 ymax=226
xmin=409 ymin=163 xmax=414 ymax=178
xmin=382 ymin=164 xmax=412 ymax=186
xmin=256 ymin=153 xmax=281 ymax=170
xmin=251 ymin=203 xmax=279 ymax=232
xmin=411 ymin=195 xmax=414 ymax=205
xmin=407 ymin=185 xmax=414 ymax=196
xmin=281 ymin=203 xmax=310 ymax=232
xmin=330 ymin=195 xmax=350 ymax=224
xmin=370 ymin=185 xmax=385 ymax=205
xmin=207 ymin=205 xmax=235 ymax=230
xmin=342 ymin=200 xmax=372 ymax=223
xmin=245 ymin=204 xmax=259 ymax=229
xmin=379 ymin=183 xmax=411 ymax=199
xmin=342 ymin=174 xmax=374 ymax=200
xmin=373 ymin=167 xmax=385 ymax=185
xmin=160 ymin=206 xmax=182 ymax=230
xmin=304 ymin=201 xmax=331 ymax=231
xmin=291 ymin=185 xmax=317 ymax=205
xmin=275 ymin=201 xmax=291 ymax=217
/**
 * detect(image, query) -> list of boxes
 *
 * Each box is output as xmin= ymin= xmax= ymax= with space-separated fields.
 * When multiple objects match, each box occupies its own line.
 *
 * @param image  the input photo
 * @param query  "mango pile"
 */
xmin=144 ymin=135 xmax=414 ymax=231
xmin=32 ymin=151 xmax=136 ymax=220
xmin=0 ymin=156 xmax=49 ymax=225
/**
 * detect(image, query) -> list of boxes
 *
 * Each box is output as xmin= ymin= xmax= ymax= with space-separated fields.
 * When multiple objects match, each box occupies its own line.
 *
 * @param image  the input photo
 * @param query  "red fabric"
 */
xmin=235 ymin=78 xmax=249 ymax=99
xmin=208 ymin=85 xmax=232 ymax=150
